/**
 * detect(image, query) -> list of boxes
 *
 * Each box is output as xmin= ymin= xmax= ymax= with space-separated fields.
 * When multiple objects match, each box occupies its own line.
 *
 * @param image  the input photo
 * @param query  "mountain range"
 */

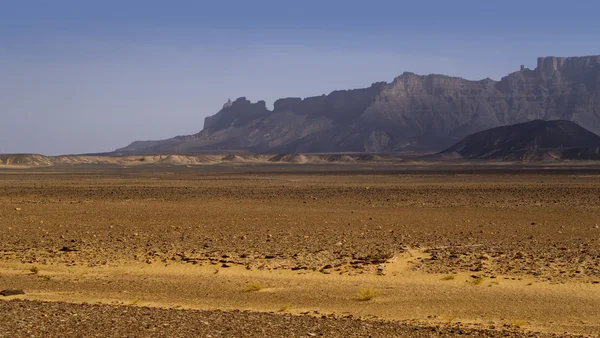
xmin=114 ymin=55 xmax=600 ymax=155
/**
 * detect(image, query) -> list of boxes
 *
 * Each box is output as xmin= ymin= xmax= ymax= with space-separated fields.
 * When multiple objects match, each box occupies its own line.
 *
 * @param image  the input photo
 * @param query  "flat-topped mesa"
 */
xmin=536 ymin=55 xmax=600 ymax=77
xmin=273 ymin=81 xmax=388 ymax=113
xmin=273 ymin=97 xmax=303 ymax=112
xmin=204 ymin=97 xmax=269 ymax=130
xmin=385 ymin=72 xmax=496 ymax=97
xmin=269 ymin=82 xmax=387 ymax=122
xmin=227 ymin=97 xmax=267 ymax=110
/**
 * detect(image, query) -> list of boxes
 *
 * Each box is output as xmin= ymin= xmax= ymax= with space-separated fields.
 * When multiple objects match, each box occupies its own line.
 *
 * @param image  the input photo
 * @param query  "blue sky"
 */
xmin=1 ymin=0 xmax=599 ymax=155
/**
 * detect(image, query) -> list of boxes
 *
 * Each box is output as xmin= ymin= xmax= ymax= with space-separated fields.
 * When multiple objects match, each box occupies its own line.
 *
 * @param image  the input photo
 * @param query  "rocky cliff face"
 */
xmin=115 ymin=55 xmax=600 ymax=154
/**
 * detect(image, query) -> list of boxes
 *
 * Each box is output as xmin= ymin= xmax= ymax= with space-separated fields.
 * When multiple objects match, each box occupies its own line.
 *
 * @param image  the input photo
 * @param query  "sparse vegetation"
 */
xmin=355 ymin=288 xmax=379 ymax=301
xmin=511 ymin=319 xmax=526 ymax=328
xmin=442 ymin=314 xmax=457 ymax=324
xmin=2 ymin=166 xmax=599 ymax=335
xmin=468 ymin=276 xmax=485 ymax=285
xmin=442 ymin=274 xmax=456 ymax=280
xmin=277 ymin=303 xmax=291 ymax=312
xmin=242 ymin=283 xmax=263 ymax=292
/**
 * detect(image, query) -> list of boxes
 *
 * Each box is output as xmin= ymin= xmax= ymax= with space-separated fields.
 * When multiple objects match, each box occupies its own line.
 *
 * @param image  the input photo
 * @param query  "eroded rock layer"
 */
xmin=115 ymin=55 xmax=600 ymax=154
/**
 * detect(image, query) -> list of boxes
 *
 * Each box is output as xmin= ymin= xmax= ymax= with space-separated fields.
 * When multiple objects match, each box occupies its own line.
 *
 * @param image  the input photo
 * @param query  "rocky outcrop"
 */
xmin=115 ymin=55 xmax=600 ymax=154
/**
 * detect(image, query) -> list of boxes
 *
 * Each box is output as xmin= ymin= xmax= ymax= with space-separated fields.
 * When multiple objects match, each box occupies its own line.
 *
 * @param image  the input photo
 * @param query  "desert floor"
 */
xmin=1 ymin=163 xmax=600 ymax=337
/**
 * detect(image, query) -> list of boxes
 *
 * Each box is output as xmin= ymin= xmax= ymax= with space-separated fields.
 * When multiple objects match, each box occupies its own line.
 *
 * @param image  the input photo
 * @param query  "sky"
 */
xmin=1 ymin=1 xmax=599 ymax=155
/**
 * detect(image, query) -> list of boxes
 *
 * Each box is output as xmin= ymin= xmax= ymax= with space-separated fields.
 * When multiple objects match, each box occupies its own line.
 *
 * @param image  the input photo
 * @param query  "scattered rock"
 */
xmin=377 ymin=264 xmax=385 ymax=276
xmin=1 ymin=289 xmax=25 ymax=297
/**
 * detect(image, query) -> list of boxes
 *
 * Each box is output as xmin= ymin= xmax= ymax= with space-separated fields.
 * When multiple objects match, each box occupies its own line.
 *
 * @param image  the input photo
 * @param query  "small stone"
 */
xmin=1 ymin=289 xmax=25 ymax=297
xmin=377 ymin=264 xmax=385 ymax=276
xmin=14 ymin=208 xmax=21 ymax=211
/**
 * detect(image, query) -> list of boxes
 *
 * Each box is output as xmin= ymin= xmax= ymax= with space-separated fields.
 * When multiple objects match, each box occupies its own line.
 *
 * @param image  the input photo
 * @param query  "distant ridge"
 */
xmin=439 ymin=120 xmax=600 ymax=160
xmin=112 ymin=55 xmax=600 ymax=155
xmin=0 ymin=153 xmax=402 ymax=168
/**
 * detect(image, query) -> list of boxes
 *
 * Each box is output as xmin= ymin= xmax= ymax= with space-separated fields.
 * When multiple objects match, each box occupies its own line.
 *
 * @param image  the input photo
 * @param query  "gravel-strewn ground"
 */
xmin=1 ymin=169 xmax=599 ymax=282
xmin=0 ymin=300 xmax=577 ymax=338
xmin=2 ymin=166 xmax=600 ymax=337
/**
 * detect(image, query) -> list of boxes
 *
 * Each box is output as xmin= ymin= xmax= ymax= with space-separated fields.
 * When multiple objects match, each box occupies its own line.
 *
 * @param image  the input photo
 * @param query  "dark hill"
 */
xmin=440 ymin=120 xmax=600 ymax=160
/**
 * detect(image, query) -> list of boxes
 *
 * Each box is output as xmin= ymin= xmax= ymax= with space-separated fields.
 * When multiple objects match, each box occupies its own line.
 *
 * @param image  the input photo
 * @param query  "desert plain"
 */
xmin=1 ymin=162 xmax=600 ymax=337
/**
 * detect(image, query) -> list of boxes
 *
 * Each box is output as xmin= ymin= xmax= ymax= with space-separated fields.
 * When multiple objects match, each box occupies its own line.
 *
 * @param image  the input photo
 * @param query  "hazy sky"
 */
xmin=1 ymin=0 xmax=599 ymax=155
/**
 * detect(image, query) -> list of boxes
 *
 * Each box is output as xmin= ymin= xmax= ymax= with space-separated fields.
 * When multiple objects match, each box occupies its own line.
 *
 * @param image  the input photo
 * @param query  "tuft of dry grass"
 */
xmin=41 ymin=274 xmax=53 ymax=281
xmin=442 ymin=314 xmax=457 ymax=324
xmin=441 ymin=274 xmax=456 ymax=281
xmin=511 ymin=319 xmax=526 ymax=328
xmin=355 ymin=288 xmax=379 ymax=301
xmin=29 ymin=266 xmax=39 ymax=275
xmin=468 ymin=276 xmax=485 ymax=285
xmin=277 ymin=303 xmax=291 ymax=312
xmin=242 ymin=283 xmax=263 ymax=292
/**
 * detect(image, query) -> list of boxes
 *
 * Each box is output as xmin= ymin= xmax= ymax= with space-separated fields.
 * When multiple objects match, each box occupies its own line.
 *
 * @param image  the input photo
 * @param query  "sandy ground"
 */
xmin=1 ymin=164 xmax=600 ymax=337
